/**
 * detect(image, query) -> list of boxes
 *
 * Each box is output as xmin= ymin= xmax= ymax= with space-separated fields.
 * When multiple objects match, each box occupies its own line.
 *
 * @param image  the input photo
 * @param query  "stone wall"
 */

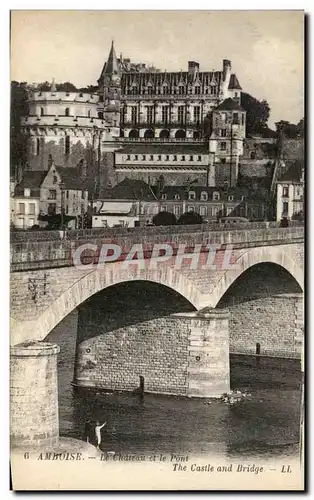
xmin=217 ymin=263 xmax=303 ymax=358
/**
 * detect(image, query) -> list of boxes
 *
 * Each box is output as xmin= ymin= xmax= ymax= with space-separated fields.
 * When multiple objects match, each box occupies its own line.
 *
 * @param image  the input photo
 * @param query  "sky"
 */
xmin=10 ymin=10 xmax=304 ymax=129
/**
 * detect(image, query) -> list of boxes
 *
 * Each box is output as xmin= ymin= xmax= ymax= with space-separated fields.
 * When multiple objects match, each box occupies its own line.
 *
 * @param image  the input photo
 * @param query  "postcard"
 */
xmin=10 ymin=10 xmax=304 ymax=491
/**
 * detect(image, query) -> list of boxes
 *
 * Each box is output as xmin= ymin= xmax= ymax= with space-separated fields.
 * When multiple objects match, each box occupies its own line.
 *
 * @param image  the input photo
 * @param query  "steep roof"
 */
xmin=104 ymin=41 xmax=120 ymax=76
xmin=14 ymin=170 xmax=47 ymax=197
xmin=216 ymin=98 xmax=244 ymax=111
xmin=54 ymin=166 xmax=88 ymax=190
xmin=103 ymin=178 xmax=157 ymax=201
xmin=228 ymin=74 xmax=242 ymax=90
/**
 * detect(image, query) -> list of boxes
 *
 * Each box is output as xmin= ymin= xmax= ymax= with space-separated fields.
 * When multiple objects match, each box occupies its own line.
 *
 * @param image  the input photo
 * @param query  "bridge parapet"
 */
xmin=10 ymin=226 xmax=304 ymax=272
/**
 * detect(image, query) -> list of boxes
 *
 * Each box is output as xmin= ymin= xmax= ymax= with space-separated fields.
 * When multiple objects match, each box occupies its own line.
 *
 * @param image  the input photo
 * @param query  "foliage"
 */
xmin=241 ymin=92 xmax=271 ymax=136
xmin=10 ymin=81 xmax=29 ymax=177
xmin=178 ymin=211 xmax=203 ymax=225
xmin=291 ymin=211 xmax=304 ymax=221
xmin=152 ymin=211 xmax=177 ymax=226
xmin=38 ymin=213 xmax=76 ymax=230
xmin=275 ymin=118 xmax=304 ymax=139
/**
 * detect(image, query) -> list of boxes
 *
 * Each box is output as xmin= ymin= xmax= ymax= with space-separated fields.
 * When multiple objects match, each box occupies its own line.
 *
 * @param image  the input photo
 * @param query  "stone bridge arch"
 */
xmin=12 ymin=263 xmax=203 ymax=344
xmin=206 ymin=245 xmax=304 ymax=308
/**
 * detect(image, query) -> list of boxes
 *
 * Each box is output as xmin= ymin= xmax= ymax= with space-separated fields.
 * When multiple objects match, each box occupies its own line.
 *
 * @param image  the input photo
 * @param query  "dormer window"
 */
xmin=213 ymin=191 xmax=220 ymax=201
xmin=174 ymin=194 xmax=180 ymax=200
xmin=210 ymin=86 xmax=216 ymax=95
xmin=178 ymin=85 xmax=184 ymax=95
xmin=188 ymin=191 xmax=196 ymax=200
xmin=161 ymin=193 xmax=167 ymax=200
xmin=194 ymin=86 xmax=200 ymax=95
xmin=200 ymin=191 xmax=208 ymax=201
xmin=173 ymin=155 xmax=177 ymax=161
xmin=241 ymin=196 xmax=246 ymax=201
xmin=228 ymin=195 xmax=234 ymax=201
xmin=24 ymin=188 xmax=30 ymax=197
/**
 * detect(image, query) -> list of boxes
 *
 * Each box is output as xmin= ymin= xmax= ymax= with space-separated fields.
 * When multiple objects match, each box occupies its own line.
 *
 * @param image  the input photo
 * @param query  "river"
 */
xmin=47 ymin=311 xmax=302 ymax=460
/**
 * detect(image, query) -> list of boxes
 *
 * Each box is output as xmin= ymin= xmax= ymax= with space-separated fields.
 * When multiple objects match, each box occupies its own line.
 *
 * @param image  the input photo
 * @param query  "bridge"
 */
xmin=10 ymin=224 xmax=304 ymax=448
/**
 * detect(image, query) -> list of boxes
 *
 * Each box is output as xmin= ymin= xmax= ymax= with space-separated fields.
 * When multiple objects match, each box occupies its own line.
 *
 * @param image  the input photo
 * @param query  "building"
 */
xmin=92 ymin=178 xmax=266 ymax=227
xmin=20 ymin=42 xmax=245 ymax=192
xmin=12 ymin=163 xmax=89 ymax=229
xmin=276 ymin=161 xmax=304 ymax=221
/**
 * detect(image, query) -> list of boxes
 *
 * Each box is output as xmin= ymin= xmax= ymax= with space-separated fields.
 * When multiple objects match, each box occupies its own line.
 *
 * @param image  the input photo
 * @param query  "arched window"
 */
xmin=129 ymin=129 xmax=139 ymax=139
xmin=175 ymin=129 xmax=186 ymax=139
xmin=40 ymin=107 xmax=44 ymax=116
xmin=213 ymin=191 xmax=220 ymax=201
xmin=65 ymin=135 xmax=70 ymax=155
xmin=178 ymin=85 xmax=184 ymax=95
xmin=200 ymin=191 xmax=208 ymax=201
xmin=159 ymin=129 xmax=170 ymax=139
xmin=188 ymin=191 xmax=196 ymax=200
xmin=65 ymin=108 xmax=70 ymax=117
xmin=36 ymin=138 xmax=40 ymax=156
xmin=144 ymin=129 xmax=154 ymax=139
xmin=88 ymin=110 xmax=91 ymax=118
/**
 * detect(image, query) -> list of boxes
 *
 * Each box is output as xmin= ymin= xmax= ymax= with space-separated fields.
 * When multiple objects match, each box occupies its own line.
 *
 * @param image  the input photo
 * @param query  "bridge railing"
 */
xmin=10 ymin=225 xmax=304 ymax=272
xmin=10 ymin=221 xmax=304 ymax=243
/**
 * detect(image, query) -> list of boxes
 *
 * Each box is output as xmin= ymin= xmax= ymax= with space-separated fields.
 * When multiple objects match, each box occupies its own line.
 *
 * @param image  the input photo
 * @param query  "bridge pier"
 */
xmin=10 ymin=341 xmax=60 ymax=449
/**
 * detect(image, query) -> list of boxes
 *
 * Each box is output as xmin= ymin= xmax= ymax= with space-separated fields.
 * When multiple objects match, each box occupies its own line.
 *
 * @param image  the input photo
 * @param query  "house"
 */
xmin=276 ymin=161 xmax=304 ymax=221
xmin=12 ymin=163 xmax=89 ymax=229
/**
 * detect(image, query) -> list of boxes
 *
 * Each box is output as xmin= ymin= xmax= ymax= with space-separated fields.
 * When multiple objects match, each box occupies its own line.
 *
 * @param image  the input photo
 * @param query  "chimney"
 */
xmin=223 ymin=59 xmax=232 ymax=81
xmin=48 ymin=154 xmax=53 ymax=169
xmin=188 ymin=61 xmax=200 ymax=80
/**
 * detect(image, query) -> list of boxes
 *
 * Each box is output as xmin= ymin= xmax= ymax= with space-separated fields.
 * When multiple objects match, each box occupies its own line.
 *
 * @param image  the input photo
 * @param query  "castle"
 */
xmin=20 ymin=41 xmax=246 ymax=195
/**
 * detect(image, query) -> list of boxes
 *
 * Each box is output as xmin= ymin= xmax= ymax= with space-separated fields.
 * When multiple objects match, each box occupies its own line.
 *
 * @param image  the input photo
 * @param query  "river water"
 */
xmin=47 ymin=311 xmax=302 ymax=460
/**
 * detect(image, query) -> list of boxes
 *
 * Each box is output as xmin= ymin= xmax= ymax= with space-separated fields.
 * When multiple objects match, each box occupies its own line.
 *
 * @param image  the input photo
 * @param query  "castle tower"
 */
xmin=20 ymin=80 xmax=106 ymax=178
xmin=97 ymin=41 xmax=122 ymax=193
xmin=210 ymin=98 xmax=246 ymax=187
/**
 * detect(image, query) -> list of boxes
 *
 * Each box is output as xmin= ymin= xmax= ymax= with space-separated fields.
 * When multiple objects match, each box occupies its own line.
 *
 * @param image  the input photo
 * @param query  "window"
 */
xmin=233 ymin=112 xmax=239 ymax=123
xmin=134 ymin=155 xmax=138 ymax=160
xmin=24 ymin=188 xmax=30 ymax=197
xmin=174 ymin=194 xmax=180 ymax=200
xmin=173 ymin=155 xmax=177 ymax=161
xmin=182 ymin=155 xmax=185 ymax=161
xmin=220 ymin=158 xmax=226 ymax=164
xmin=131 ymin=107 xmax=137 ymax=123
xmin=127 ymin=155 xmax=131 ymax=160
xmin=98 ymin=112 xmax=103 ymax=119
xmin=161 ymin=206 xmax=167 ymax=212
xmin=221 ymin=112 xmax=226 ymax=123
xmin=119 ymin=220 xmax=125 ymax=226
xmin=188 ymin=206 xmax=195 ymax=212
xmin=18 ymin=203 xmax=25 ymax=214
xmin=220 ymin=142 xmax=227 ymax=151
xmin=200 ymin=206 xmax=207 ymax=216
xmin=65 ymin=108 xmax=70 ymax=117
xmin=146 ymin=106 xmax=153 ymax=123
xmin=200 ymin=191 xmax=208 ymax=201
xmin=221 ymin=129 xmax=227 ymax=137
xmin=162 ymin=106 xmax=169 ymax=123
xmin=188 ymin=191 xmax=196 ymax=200
xmin=283 ymin=186 xmax=289 ymax=197
xmin=53 ymin=175 xmax=58 ymax=184
xmin=190 ymin=155 xmax=193 ymax=161
xmin=282 ymin=201 xmax=289 ymax=215
xmin=48 ymin=203 xmax=56 ymax=215
xmin=142 ymin=155 xmax=146 ymax=161
xmin=158 ymin=155 xmax=162 ymax=161
xmin=228 ymin=195 xmax=234 ymax=201
xmin=165 ymin=155 xmax=169 ymax=161
xmin=207 ymin=206 xmax=212 ymax=217
xmin=198 ymin=155 xmax=202 ymax=161
xmin=296 ymin=187 xmax=300 ymax=196
xmin=36 ymin=138 xmax=40 ymax=156
xmin=178 ymin=85 xmax=184 ymax=95
xmin=102 ymin=220 xmax=108 ymax=227
xmin=241 ymin=195 xmax=246 ymax=201
xmin=162 ymin=85 xmax=169 ymax=95
xmin=65 ymin=135 xmax=70 ymax=155
xmin=88 ymin=110 xmax=91 ymax=118
xmin=28 ymin=218 xmax=35 ymax=227
xmin=226 ymin=207 xmax=233 ymax=215
xmin=174 ymin=205 xmax=181 ymax=216
xmin=48 ymin=189 xmax=57 ymax=200
xmin=150 ymin=155 xmax=154 ymax=161
xmin=250 ymin=151 xmax=256 ymax=159
xmin=242 ymin=114 xmax=245 ymax=126
xmin=40 ymin=107 xmax=44 ymax=116
xmin=28 ymin=203 xmax=35 ymax=215
xmin=194 ymin=86 xmax=200 ymax=95
xmin=193 ymin=106 xmax=200 ymax=122
xmin=147 ymin=87 xmax=153 ymax=95
xmin=210 ymin=86 xmax=216 ymax=95
xmin=161 ymin=193 xmax=167 ymax=200
xmin=178 ymin=106 xmax=185 ymax=123
xmin=213 ymin=191 xmax=220 ymax=201
xmin=234 ymin=92 xmax=238 ymax=98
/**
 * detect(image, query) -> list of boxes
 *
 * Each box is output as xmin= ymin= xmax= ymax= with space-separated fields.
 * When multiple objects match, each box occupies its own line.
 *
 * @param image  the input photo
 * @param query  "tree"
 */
xmin=10 ymin=81 xmax=29 ymax=178
xmin=178 ymin=211 xmax=203 ymax=225
xmin=274 ymin=120 xmax=299 ymax=139
xmin=241 ymin=92 xmax=270 ymax=135
xmin=296 ymin=118 xmax=304 ymax=138
xmin=152 ymin=211 xmax=177 ymax=226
